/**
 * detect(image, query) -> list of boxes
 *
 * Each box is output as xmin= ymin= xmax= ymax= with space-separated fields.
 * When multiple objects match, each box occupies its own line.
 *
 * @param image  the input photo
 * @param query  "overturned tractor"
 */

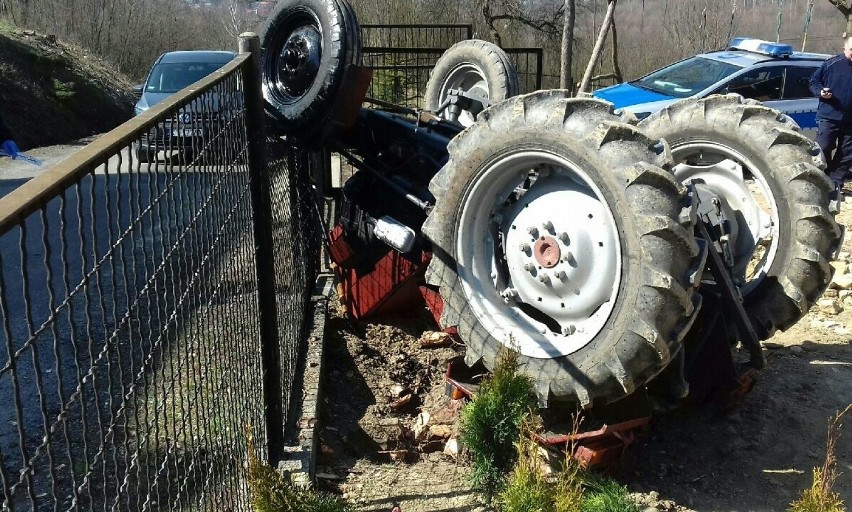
xmin=259 ymin=0 xmax=843 ymax=411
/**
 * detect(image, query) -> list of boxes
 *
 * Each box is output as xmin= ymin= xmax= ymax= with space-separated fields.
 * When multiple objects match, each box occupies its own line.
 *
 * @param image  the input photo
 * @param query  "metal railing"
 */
xmin=0 ymin=34 xmax=321 ymax=510
xmin=361 ymin=24 xmax=473 ymax=49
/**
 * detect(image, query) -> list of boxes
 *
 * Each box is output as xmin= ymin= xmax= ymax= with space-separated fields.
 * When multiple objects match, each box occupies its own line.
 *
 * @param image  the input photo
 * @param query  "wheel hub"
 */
xmin=440 ymin=63 xmax=488 ymax=127
xmin=277 ymin=25 xmax=322 ymax=97
xmin=534 ymin=235 xmax=561 ymax=268
xmin=673 ymin=155 xmax=776 ymax=286
xmin=468 ymin=163 xmax=624 ymax=358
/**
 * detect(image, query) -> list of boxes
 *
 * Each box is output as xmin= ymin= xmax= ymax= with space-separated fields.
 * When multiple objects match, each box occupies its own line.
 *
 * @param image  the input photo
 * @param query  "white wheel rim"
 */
xmin=455 ymin=150 xmax=622 ymax=359
xmin=671 ymin=141 xmax=781 ymax=293
xmin=438 ymin=63 xmax=489 ymax=127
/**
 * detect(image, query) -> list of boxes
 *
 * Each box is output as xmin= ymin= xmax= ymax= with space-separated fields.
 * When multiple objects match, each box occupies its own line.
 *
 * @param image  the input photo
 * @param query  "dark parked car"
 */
xmin=133 ymin=50 xmax=237 ymax=162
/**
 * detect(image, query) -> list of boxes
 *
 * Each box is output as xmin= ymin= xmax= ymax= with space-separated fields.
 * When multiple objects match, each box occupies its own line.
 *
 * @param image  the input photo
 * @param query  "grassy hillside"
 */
xmin=0 ymin=21 xmax=134 ymax=149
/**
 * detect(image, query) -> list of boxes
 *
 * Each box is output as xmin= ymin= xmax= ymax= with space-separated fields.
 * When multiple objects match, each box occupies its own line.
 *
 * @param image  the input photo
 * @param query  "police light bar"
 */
xmin=728 ymin=37 xmax=794 ymax=57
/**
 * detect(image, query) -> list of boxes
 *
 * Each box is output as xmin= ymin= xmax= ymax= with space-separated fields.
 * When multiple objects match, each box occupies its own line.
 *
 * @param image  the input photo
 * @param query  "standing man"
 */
xmin=810 ymin=36 xmax=852 ymax=189
xmin=0 ymin=115 xmax=19 ymax=159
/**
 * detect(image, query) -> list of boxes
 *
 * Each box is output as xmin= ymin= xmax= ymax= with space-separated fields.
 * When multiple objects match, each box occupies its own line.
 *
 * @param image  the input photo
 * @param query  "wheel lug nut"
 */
xmin=562 ymin=251 xmax=574 ymax=263
xmin=527 ymin=226 xmax=539 ymax=237
xmin=555 ymin=270 xmax=566 ymax=280
xmin=501 ymin=287 xmax=518 ymax=299
xmin=519 ymin=243 xmax=530 ymax=252
xmin=538 ymin=273 xmax=550 ymax=284
xmin=562 ymin=324 xmax=576 ymax=336
xmin=543 ymin=220 xmax=554 ymax=232
xmin=559 ymin=232 xmax=570 ymax=244
xmin=524 ymin=263 xmax=534 ymax=273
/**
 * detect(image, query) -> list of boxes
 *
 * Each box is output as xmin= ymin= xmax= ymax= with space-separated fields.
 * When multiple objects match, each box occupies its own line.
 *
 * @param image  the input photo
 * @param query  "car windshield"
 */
xmin=145 ymin=61 xmax=228 ymax=93
xmin=631 ymin=56 xmax=742 ymax=98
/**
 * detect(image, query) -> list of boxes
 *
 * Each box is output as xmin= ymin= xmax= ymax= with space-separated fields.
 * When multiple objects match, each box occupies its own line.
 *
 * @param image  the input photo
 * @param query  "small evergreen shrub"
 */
xmin=460 ymin=346 xmax=538 ymax=497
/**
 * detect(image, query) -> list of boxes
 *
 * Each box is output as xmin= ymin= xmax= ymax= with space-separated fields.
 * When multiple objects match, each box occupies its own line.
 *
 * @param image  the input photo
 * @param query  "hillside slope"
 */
xmin=0 ymin=23 xmax=134 ymax=149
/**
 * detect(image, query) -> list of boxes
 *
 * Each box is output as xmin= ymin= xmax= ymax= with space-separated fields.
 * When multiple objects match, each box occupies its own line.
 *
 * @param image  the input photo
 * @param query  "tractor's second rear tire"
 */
xmin=639 ymin=95 xmax=843 ymax=339
xmin=422 ymin=91 xmax=698 ymax=407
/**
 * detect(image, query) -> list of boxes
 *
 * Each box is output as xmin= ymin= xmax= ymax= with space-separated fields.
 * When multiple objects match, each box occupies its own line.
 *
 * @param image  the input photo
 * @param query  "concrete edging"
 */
xmin=279 ymin=273 xmax=334 ymax=486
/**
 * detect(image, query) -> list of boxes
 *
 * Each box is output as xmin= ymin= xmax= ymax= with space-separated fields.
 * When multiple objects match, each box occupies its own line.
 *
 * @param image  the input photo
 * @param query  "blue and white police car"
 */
xmin=593 ymin=38 xmax=829 ymax=136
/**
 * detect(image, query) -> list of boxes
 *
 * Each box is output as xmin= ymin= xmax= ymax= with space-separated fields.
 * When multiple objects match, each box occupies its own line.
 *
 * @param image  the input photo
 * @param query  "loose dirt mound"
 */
xmin=0 ymin=23 xmax=134 ymax=149
xmin=318 ymin=199 xmax=852 ymax=511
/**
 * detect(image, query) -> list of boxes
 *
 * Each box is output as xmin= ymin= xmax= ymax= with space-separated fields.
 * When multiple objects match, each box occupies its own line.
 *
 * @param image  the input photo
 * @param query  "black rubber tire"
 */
xmin=260 ymin=0 xmax=361 ymax=141
xmin=422 ymin=91 xmax=698 ymax=407
xmin=639 ymin=94 xmax=843 ymax=339
xmin=424 ymin=39 xmax=519 ymax=122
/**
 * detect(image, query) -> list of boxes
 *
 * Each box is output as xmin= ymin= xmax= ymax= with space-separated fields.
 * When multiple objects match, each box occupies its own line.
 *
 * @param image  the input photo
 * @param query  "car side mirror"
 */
xmin=132 ymin=84 xmax=144 ymax=97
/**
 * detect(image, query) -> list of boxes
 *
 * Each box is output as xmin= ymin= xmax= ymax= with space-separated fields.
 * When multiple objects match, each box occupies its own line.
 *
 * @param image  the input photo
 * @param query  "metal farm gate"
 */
xmin=361 ymin=24 xmax=544 ymax=107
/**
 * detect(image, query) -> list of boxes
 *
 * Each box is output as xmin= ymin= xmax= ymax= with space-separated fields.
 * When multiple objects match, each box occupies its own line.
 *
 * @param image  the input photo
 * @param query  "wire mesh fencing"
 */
xmin=0 ymin=35 xmax=322 ymax=511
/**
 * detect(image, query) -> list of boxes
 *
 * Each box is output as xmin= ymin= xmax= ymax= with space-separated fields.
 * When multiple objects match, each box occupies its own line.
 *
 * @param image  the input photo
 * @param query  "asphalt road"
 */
xmin=0 ymin=142 xmax=245 ymax=506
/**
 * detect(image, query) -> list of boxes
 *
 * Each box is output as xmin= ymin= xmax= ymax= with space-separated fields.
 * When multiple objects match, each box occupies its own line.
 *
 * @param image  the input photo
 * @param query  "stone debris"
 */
xmin=390 ymin=383 xmax=409 ymax=397
xmin=829 ymin=272 xmax=852 ymax=290
xmin=412 ymin=411 xmax=431 ymax=441
xmin=419 ymin=331 xmax=454 ymax=348
xmin=816 ymin=298 xmax=844 ymax=315
xmin=830 ymin=261 xmax=848 ymax=274
xmin=388 ymin=393 xmax=413 ymax=412
xmin=442 ymin=438 xmax=460 ymax=459
xmin=790 ymin=346 xmax=803 ymax=354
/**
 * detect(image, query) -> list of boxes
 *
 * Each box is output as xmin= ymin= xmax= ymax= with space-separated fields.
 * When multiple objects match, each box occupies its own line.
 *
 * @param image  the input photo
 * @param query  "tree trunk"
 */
xmin=828 ymin=0 xmax=852 ymax=37
xmin=610 ymin=8 xmax=622 ymax=83
xmin=578 ymin=0 xmax=616 ymax=94
xmin=559 ymin=0 xmax=576 ymax=90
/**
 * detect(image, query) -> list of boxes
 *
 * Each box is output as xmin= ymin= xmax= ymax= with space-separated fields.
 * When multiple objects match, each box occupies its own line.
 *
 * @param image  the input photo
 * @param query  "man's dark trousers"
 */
xmin=816 ymin=118 xmax=852 ymax=185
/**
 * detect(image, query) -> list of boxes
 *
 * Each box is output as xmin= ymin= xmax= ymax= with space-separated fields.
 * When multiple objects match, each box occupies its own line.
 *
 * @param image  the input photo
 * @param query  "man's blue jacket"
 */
xmin=810 ymin=54 xmax=852 ymax=124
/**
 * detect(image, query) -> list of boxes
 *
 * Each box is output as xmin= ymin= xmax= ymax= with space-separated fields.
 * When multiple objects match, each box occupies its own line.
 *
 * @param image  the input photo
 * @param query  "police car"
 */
xmin=593 ymin=38 xmax=829 ymax=136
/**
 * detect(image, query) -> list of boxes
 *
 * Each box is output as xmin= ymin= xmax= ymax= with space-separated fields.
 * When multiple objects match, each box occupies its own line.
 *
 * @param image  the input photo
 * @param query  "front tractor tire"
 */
xmin=639 ymin=94 xmax=843 ymax=339
xmin=422 ymin=91 xmax=699 ymax=407
xmin=260 ymin=0 xmax=361 ymax=144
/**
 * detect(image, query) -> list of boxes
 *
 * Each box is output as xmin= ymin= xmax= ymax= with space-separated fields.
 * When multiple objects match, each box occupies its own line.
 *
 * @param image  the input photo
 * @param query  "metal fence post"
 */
xmin=240 ymin=32 xmax=284 ymax=465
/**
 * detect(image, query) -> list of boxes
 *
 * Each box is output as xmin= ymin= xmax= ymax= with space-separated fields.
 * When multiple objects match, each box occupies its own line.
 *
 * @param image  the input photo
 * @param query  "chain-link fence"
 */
xmin=361 ymin=24 xmax=544 ymax=108
xmin=0 ymin=35 xmax=321 ymax=510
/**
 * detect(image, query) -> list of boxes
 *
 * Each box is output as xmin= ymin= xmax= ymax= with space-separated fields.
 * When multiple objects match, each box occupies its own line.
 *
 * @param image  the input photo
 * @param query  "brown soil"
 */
xmin=317 ymin=199 xmax=852 ymax=511
xmin=0 ymin=24 xmax=134 ymax=149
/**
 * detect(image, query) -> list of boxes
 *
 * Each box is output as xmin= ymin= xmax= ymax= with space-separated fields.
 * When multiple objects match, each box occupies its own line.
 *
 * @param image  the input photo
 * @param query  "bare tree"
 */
xmin=827 ymin=0 xmax=852 ymax=36
xmin=578 ymin=0 xmax=616 ymax=94
xmin=477 ymin=0 xmax=563 ymax=47
xmin=559 ymin=0 xmax=576 ymax=89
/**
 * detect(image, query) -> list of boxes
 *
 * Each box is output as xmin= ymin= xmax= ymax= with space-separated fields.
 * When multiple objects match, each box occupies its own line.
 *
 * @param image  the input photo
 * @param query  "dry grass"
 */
xmin=789 ymin=404 xmax=852 ymax=512
xmin=496 ymin=417 xmax=585 ymax=512
xmin=246 ymin=428 xmax=353 ymax=512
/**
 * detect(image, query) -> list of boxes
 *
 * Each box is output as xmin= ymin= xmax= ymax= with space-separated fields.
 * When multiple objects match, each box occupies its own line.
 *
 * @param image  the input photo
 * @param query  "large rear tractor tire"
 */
xmin=424 ymin=39 xmax=519 ymax=127
xmin=422 ymin=91 xmax=699 ymax=407
xmin=260 ymin=0 xmax=361 ymax=143
xmin=639 ymin=94 xmax=843 ymax=339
